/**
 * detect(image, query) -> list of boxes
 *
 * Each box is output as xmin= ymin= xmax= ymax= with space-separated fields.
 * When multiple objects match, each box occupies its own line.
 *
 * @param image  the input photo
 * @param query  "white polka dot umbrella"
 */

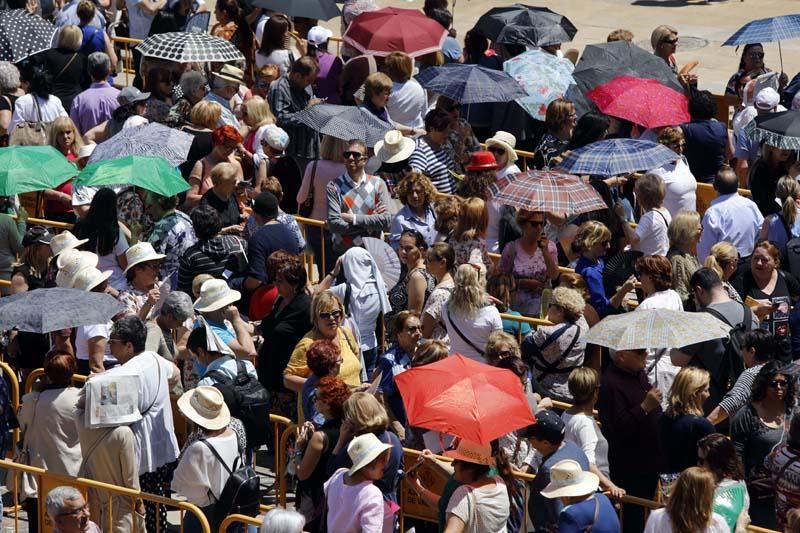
xmin=136 ymin=31 xmax=244 ymax=64
xmin=0 ymin=9 xmax=57 ymax=63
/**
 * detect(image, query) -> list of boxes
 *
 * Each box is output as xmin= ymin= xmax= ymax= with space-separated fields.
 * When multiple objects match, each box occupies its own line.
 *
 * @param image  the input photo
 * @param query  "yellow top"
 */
xmin=283 ymin=327 xmax=362 ymax=387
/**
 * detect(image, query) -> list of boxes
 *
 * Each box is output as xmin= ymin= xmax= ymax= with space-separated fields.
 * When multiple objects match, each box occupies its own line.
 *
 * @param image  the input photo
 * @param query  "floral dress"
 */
xmin=453 ymin=238 xmax=493 ymax=281
xmin=422 ymin=279 xmax=455 ymax=344
xmin=147 ymin=210 xmax=198 ymax=282
xmin=387 ymin=267 xmax=435 ymax=332
xmin=498 ymin=239 xmax=558 ymax=316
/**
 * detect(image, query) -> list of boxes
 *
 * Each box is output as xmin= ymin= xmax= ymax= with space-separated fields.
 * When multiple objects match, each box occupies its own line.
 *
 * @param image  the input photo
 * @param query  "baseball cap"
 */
xmin=522 ymin=409 xmax=565 ymax=443
xmin=23 ymin=225 xmax=53 ymax=247
xmin=307 ymin=26 xmax=333 ymax=47
xmin=754 ymin=87 xmax=780 ymax=110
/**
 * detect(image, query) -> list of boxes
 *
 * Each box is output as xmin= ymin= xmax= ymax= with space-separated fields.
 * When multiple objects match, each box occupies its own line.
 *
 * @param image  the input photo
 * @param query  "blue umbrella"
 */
xmin=722 ymin=14 xmax=800 ymax=70
xmin=556 ymin=139 xmax=678 ymax=176
xmin=414 ymin=64 xmax=527 ymax=104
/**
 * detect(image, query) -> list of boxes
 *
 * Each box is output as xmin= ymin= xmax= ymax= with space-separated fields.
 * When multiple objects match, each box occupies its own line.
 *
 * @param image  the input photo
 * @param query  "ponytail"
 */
xmin=703 ymin=254 xmax=724 ymax=279
xmin=783 ymin=192 xmax=799 ymax=227
xmin=491 ymin=441 xmax=519 ymax=498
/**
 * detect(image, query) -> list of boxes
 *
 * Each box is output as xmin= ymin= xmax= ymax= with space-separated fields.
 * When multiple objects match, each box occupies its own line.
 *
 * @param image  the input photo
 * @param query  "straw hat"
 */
xmin=72 ymin=266 xmax=112 ymax=292
xmin=374 ymin=130 xmax=415 ymax=164
xmin=347 ymin=433 xmax=393 ymax=476
xmin=540 ymin=459 xmax=600 ymax=499
xmin=214 ymin=64 xmax=246 ymax=86
xmin=56 ymin=250 xmax=99 ymax=288
xmin=177 ymin=386 xmax=231 ymax=430
xmin=123 ymin=242 xmax=166 ymax=274
xmin=485 ymin=131 xmax=518 ymax=163
xmin=49 ymin=231 xmax=88 ymax=257
xmin=193 ymin=279 xmax=241 ymax=313
xmin=444 ymin=439 xmax=494 ymax=466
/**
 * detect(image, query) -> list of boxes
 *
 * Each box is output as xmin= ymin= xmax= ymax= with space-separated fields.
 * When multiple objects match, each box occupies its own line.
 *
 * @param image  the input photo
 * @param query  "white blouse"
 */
xmin=172 ymin=430 xmax=239 ymax=507
xmin=10 ymin=93 xmax=67 ymax=133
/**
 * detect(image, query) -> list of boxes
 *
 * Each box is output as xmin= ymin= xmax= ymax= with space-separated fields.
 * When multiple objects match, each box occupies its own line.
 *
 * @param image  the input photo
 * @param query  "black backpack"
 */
xmin=704 ymin=305 xmax=751 ymax=392
xmin=199 ymin=438 xmax=260 ymax=523
xmin=777 ymin=214 xmax=800 ymax=279
xmin=207 ymin=360 xmax=271 ymax=448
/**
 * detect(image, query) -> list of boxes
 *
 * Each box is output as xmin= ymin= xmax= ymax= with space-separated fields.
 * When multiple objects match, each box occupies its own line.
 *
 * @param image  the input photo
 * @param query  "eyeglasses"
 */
xmin=747 ymin=53 xmax=765 ymax=59
xmin=318 ymin=310 xmax=342 ymax=321
xmin=343 ymin=151 xmax=365 ymax=160
xmin=769 ymin=379 xmax=789 ymax=389
xmin=58 ymin=505 xmax=88 ymax=517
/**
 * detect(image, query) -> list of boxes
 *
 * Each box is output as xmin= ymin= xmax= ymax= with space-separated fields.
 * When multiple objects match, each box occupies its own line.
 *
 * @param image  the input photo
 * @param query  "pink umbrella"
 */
xmin=586 ymin=75 xmax=690 ymax=129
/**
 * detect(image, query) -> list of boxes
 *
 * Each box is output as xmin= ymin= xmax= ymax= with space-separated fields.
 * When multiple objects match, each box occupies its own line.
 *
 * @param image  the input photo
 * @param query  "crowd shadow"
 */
xmin=632 ymin=0 xmax=731 ymax=6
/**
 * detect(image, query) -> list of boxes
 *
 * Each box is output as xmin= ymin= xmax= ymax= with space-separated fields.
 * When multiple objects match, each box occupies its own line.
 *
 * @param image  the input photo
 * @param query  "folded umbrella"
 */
xmin=557 ymin=139 xmax=678 ymax=176
xmin=586 ymin=75 xmax=690 ymax=129
xmin=250 ymin=0 xmax=340 ymax=20
xmin=0 ymin=146 xmax=76 ymax=196
xmin=343 ymin=7 xmax=447 ymax=58
xmin=490 ymin=170 xmax=606 ymax=215
xmin=503 ymin=49 xmax=575 ymax=120
xmin=362 ymin=237 xmax=402 ymax=290
xmin=88 ymin=122 xmax=194 ymax=167
xmin=744 ymin=109 xmax=800 ymax=150
xmin=0 ymin=288 xmax=125 ymax=333
xmin=136 ymin=31 xmax=245 ymax=63
xmin=293 ymin=104 xmax=393 ymax=147
xmin=415 ymin=63 xmax=527 ymax=104
xmin=0 ymin=9 xmax=56 ymax=62
xmin=473 ymin=4 xmax=577 ymax=48
xmin=395 ymin=354 xmax=536 ymax=445
xmin=75 ymin=155 xmax=189 ymax=197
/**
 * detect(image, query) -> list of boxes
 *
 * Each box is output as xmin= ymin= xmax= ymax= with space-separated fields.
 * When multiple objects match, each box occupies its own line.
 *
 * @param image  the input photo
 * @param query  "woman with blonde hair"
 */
xmin=533 ymin=99 xmax=577 ymax=169
xmin=618 ymin=173 xmax=672 ymax=256
xmin=178 ymin=100 xmax=221 ymax=179
xmin=759 ymin=175 xmax=800 ymax=255
xmin=651 ymin=25 xmax=679 ymax=73
xmin=444 ymin=264 xmax=502 ymax=362
xmin=704 ymin=241 xmax=742 ymax=303
xmin=45 ymin=117 xmax=83 ymax=222
xmin=667 ymin=210 xmax=703 ymax=302
xmin=659 ymin=367 xmax=715 ymax=477
xmin=40 ymin=25 xmax=87 ymax=113
xmin=239 ymin=96 xmax=276 ymax=174
xmin=645 ymin=467 xmax=729 ymax=532
xmin=383 ymin=51 xmax=426 ymax=130
xmin=451 ymin=196 xmax=492 ymax=277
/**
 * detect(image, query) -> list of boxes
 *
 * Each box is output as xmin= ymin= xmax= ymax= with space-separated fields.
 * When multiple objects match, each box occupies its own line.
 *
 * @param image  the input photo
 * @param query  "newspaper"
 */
xmin=85 ymin=374 xmax=142 ymax=428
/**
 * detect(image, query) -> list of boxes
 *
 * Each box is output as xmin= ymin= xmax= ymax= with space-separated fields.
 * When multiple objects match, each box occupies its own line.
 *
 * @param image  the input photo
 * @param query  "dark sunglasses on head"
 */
xmin=343 ymin=151 xmax=365 ymax=160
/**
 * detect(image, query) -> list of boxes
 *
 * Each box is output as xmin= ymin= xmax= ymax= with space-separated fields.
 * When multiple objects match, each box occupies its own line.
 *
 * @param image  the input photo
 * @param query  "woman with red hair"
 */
xmin=185 ymin=125 xmax=244 ymax=209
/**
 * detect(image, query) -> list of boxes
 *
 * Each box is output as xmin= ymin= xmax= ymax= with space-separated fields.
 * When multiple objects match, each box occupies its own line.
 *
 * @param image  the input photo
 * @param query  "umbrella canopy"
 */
xmin=0 ymin=9 xmax=57 ymax=62
xmin=584 ymin=309 xmax=731 ymax=351
xmin=415 ymin=64 xmax=527 ymax=104
xmin=394 ymin=354 xmax=536 ymax=445
xmin=362 ymin=237 xmax=402 ymax=290
xmin=745 ymin=109 xmax=800 ymax=150
xmin=75 ymin=156 xmax=189 ymax=197
xmin=490 ymin=170 xmax=607 ymax=215
xmin=557 ymin=139 xmax=678 ymax=176
xmin=136 ymin=31 xmax=245 ymax=63
xmin=88 ymin=123 xmax=194 ymax=167
xmin=0 ymin=288 xmax=125 ymax=333
xmin=723 ymin=14 xmax=800 ymax=46
xmin=473 ymin=4 xmax=577 ymax=48
xmin=503 ymin=49 xmax=575 ymax=120
xmin=250 ymin=0 xmax=339 ymax=20
xmin=567 ymin=40 xmax=683 ymax=116
xmin=343 ymin=7 xmax=447 ymax=58
xmin=0 ymin=146 xmax=76 ymax=196
xmin=293 ymin=104 xmax=393 ymax=147
xmin=586 ymin=75 xmax=690 ymax=129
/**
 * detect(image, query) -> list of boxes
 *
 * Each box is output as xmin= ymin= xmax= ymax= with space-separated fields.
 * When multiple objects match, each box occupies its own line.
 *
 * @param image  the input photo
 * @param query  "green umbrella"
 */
xmin=0 ymin=146 xmax=76 ymax=196
xmin=75 ymin=155 xmax=189 ymax=197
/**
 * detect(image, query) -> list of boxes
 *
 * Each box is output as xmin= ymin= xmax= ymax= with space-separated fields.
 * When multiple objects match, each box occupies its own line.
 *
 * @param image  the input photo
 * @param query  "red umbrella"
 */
xmin=342 ymin=7 xmax=448 ymax=58
xmin=394 ymin=354 xmax=536 ymax=445
xmin=586 ymin=75 xmax=690 ymax=129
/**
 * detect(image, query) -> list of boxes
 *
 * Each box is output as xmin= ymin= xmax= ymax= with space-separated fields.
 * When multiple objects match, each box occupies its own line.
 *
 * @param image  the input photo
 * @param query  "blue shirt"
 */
xmin=502 ymin=309 xmax=532 ymax=338
xmin=530 ymin=440 xmax=590 ymax=532
xmin=558 ymin=494 xmax=620 ymax=533
xmin=193 ymin=318 xmax=235 ymax=345
xmin=197 ymin=355 xmax=258 ymax=386
xmin=389 ymin=205 xmax=437 ymax=248
xmin=767 ymin=213 xmax=800 ymax=255
xmin=376 ymin=345 xmax=412 ymax=427
xmin=246 ymin=223 xmax=303 ymax=284
xmin=301 ymin=375 xmax=326 ymax=428
xmin=697 ymin=193 xmax=764 ymax=260
xmin=575 ymin=256 xmax=615 ymax=318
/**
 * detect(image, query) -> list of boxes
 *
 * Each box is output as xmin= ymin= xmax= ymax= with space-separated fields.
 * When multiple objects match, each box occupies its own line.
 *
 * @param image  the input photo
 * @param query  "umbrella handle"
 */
xmin=779 ymin=40 xmax=784 ymax=73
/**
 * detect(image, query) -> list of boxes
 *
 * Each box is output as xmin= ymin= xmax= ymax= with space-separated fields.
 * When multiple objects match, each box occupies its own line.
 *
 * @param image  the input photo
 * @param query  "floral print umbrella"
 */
xmin=503 ymin=49 xmax=575 ymax=121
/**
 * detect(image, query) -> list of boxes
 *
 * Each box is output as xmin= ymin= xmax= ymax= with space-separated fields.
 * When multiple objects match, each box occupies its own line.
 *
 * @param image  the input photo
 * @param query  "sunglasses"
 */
xmin=318 ymin=310 xmax=342 ymax=321
xmin=748 ymin=53 xmax=765 ymax=59
xmin=487 ymin=146 xmax=506 ymax=155
xmin=769 ymin=379 xmax=789 ymax=389
xmin=343 ymin=151 xmax=365 ymax=160
xmin=663 ymin=37 xmax=678 ymax=44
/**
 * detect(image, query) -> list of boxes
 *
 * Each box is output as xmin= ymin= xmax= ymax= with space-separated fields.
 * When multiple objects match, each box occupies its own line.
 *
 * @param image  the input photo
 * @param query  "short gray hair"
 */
xmin=0 ymin=61 xmax=20 ymax=93
xmin=179 ymin=70 xmax=207 ymax=97
xmin=45 ymin=486 xmax=82 ymax=518
xmin=260 ymin=509 xmax=305 ymax=533
xmin=87 ymin=52 xmax=111 ymax=80
xmin=160 ymin=291 xmax=194 ymax=322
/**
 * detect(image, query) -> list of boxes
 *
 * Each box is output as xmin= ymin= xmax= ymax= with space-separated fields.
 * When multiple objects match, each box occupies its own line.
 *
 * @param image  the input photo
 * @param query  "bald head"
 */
xmin=714 ymin=167 xmax=739 ymax=195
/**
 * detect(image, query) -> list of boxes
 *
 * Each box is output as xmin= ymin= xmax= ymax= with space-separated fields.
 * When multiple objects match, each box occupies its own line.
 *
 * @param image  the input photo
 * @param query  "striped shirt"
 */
xmin=718 ymin=363 xmax=765 ymax=418
xmin=409 ymin=137 xmax=456 ymax=194
xmin=177 ymin=235 xmax=245 ymax=294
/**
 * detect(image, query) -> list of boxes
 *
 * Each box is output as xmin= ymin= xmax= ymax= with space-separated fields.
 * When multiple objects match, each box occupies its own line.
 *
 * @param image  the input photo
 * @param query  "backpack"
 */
xmin=777 ymin=214 xmax=800 ymax=279
xmin=704 ymin=305 xmax=751 ymax=391
xmin=207 ymin=359 xmax=271 ymax=448
xmin=199 ymin=437 xmax=261 ymax=523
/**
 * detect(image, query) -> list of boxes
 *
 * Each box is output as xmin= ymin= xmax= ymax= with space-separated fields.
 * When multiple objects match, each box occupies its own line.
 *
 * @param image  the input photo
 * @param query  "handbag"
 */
xmin=298 ymin=160 xmax=318 ymax=218
xmin=12 ymin=394 xmax=40 ymax=499
xmin=10 ymin=94 xmax=50 ymax=146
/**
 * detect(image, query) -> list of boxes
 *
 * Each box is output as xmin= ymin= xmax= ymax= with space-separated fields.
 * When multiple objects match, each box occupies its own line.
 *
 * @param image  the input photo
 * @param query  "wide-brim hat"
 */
xmin=347 ymin=433 xmax=393 ymax=476
xmin=56 ymin=250 xmax=99 ymax=288
xmin=540 ymin=459 xmax=600 ymax=498
xmin=375 ymin=130 xmax=415 ymax=164
xmin=214 ymin=64 xmax=246 ymax=86
xmin=194 ymin=278 xmax=241 ymax=313
xmin=444 ymin=439 xmax=494 ymax=466
xmin=485 ymin=131 xmax=518 ymax=163
xmin=50 ymin=231 xmax=88 ymax=257
xmin=72 ymin=266 xmax=112 ymax=292
xmin=465 ymin=150 xmax=499 ymax=172
xmin=177 ymin=386 xmax=231 ymax=430
xmin=123 ymin=242 xmax=166 ymax=274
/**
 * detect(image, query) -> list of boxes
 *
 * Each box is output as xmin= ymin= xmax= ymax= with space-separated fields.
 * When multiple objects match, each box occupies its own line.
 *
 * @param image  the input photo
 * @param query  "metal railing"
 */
xmin=218 ymin=513 xmax=264 ymax=532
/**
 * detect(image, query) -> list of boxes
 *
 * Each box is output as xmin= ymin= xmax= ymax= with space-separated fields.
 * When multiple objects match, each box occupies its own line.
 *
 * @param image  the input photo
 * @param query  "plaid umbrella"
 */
xmin=745 ymin=109 xmax=800 ymax=150
xmin=0 ymin=9 xmax=56 ymax=62
xmin=414 ymin=63 xmax=527 ymax=104
xmin=557 ymin=139 xmax=678 ymax=176
xmin=587 ymin=76 xmax=690 ymax=129
xmin=489 ymin=170 xmax=606 ymax=215
xmin=473 ymin=4 xmax=577 ymax=48
xmin=136 ymin=31 xmax=244 ymax=63
xmin=0 ymin=288 xmax=124 ymax=333
xmin=88 ymin=122 xmax=194 ymax=167
xmin=250 ymin=0 xmax=339 ymax=20
xmin=0 ymin=146 xmax=76 ymax=196
xmin=723 ymin=14 xmax=800 ymax=71
xmin=584 ymin=309 xmax=730 ymax=351
xmin=343 ymin=7 xmax=447 ymax=58
xmin=503 ymin=49 xmax=575 ymax=120
xmin=294 ymin=104 xmax=393 ymax=147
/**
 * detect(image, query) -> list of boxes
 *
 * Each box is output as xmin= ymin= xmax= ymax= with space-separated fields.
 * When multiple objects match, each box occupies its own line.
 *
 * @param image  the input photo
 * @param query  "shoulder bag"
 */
xmin=446 ymin=305 xmax=487 ymax=358
xmin=10 ymin=94 xmax=50 ymax=146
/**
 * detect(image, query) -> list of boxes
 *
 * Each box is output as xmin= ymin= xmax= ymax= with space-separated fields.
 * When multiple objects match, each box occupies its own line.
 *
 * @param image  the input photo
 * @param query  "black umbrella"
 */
xmin=294 ymin=104 xmax=393 ymax=147
xmin=249 ymin=0 xmax=340 ymax=21
xmin=567 ymin=41 xmax=683 ymax=117
xmin=0 ymin=288 xmax=125 ymax=333
xmin=472 ymin=4 xmax=577 ymax=48
xmin=0 ymin=9 xmax=56 ymax=63
xmin=745 ymin=110 xmax=800 ymax=150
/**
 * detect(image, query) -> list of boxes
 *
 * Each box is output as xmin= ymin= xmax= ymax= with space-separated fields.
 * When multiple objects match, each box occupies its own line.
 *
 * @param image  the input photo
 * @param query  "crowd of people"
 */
xmin=1 ymin=0 xmax=800 ymax=532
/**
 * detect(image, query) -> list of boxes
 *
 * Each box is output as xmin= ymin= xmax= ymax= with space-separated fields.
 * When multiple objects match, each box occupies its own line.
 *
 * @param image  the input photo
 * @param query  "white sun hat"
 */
xmin=123 ymin=242 xmax=166 ymax=274
xmin=540 ymin=459 xmax=600 ymax=499
xmin=485 ymin=130 xmax=519 ymax=163
xmin=49 ymin=231 xmax=88 ymax=257
xmin=193 ymin=278 xmax=241 ymax=313
xmin=374 ymin=130 xmax=416 ymax=164
xmin=55 ymin=250 xmax=99 ymax=288
xmin=347 ymin=433 xmax=393 ymax=476
xmin=177 ymin=386 xmax=231 ymax=430
xmin=72 ymin=266 xmax=113 ymax=292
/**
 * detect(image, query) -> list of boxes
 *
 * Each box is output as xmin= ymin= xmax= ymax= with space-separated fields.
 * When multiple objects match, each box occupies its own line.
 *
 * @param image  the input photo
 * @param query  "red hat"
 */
xmin=466 ymin=150 xmax=499 ymax=171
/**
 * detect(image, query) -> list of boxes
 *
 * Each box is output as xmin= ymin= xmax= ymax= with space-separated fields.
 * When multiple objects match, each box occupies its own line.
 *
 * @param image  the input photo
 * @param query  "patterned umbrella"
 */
xmin=489 ymin=170 xmax=607 ymax=215
xmin=722 ymin=14 xmax=800 ymax=71
xmin=557 ymin=139 xmax=678 ymax=176
xmin=136 ymin=31 xmax=244 ymax=63
xmin=293 ymin=104 xmax=393 ymax=147
xmin=0 ymin=9 xmax=57 ymax=62
xmin=250 ymin=0 xmax=339 ymax=20
xmin=0 ymin=288 xmax=124 ymax=333
xmin=88 ymin=122 xmax=194 ymax=167
xmin=587 ymin=76 xmax=690 ymax=129
xmin=503 ymin=49 xmax=575 ymax=120
xmin=76 ymin=156 xmax=189 ymax=197
xmin=473 ymin=4 xmax=577 ymax=48
xmin=584 ymin=309 xmax=731 ymax=351
xmin=745 ymin=109 xmax=800 ymax=150
xmin=415 ymin=63 xmax=527 ymax=104
xmin=343 ymin=7 xmax=447 ymax=58
xmin=0 ymin=146 xmax=76 ymax=196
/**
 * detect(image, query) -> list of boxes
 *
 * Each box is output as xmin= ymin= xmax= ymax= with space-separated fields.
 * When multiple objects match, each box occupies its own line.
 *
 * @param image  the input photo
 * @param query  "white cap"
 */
xmin=755 ymin=87 xmax=780 ymax=110
xmin=307 ymin=26 xmax=333 ymax=47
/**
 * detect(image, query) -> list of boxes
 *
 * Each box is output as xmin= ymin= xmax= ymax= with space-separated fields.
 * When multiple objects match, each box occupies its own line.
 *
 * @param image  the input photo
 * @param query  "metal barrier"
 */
xmin=0 ymin=361 xmax=20 ymax=451
xmin=218 ymin=513 xmax=264 ymax=532
xmin=111 ymin=36 xmax=143 ymax=86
